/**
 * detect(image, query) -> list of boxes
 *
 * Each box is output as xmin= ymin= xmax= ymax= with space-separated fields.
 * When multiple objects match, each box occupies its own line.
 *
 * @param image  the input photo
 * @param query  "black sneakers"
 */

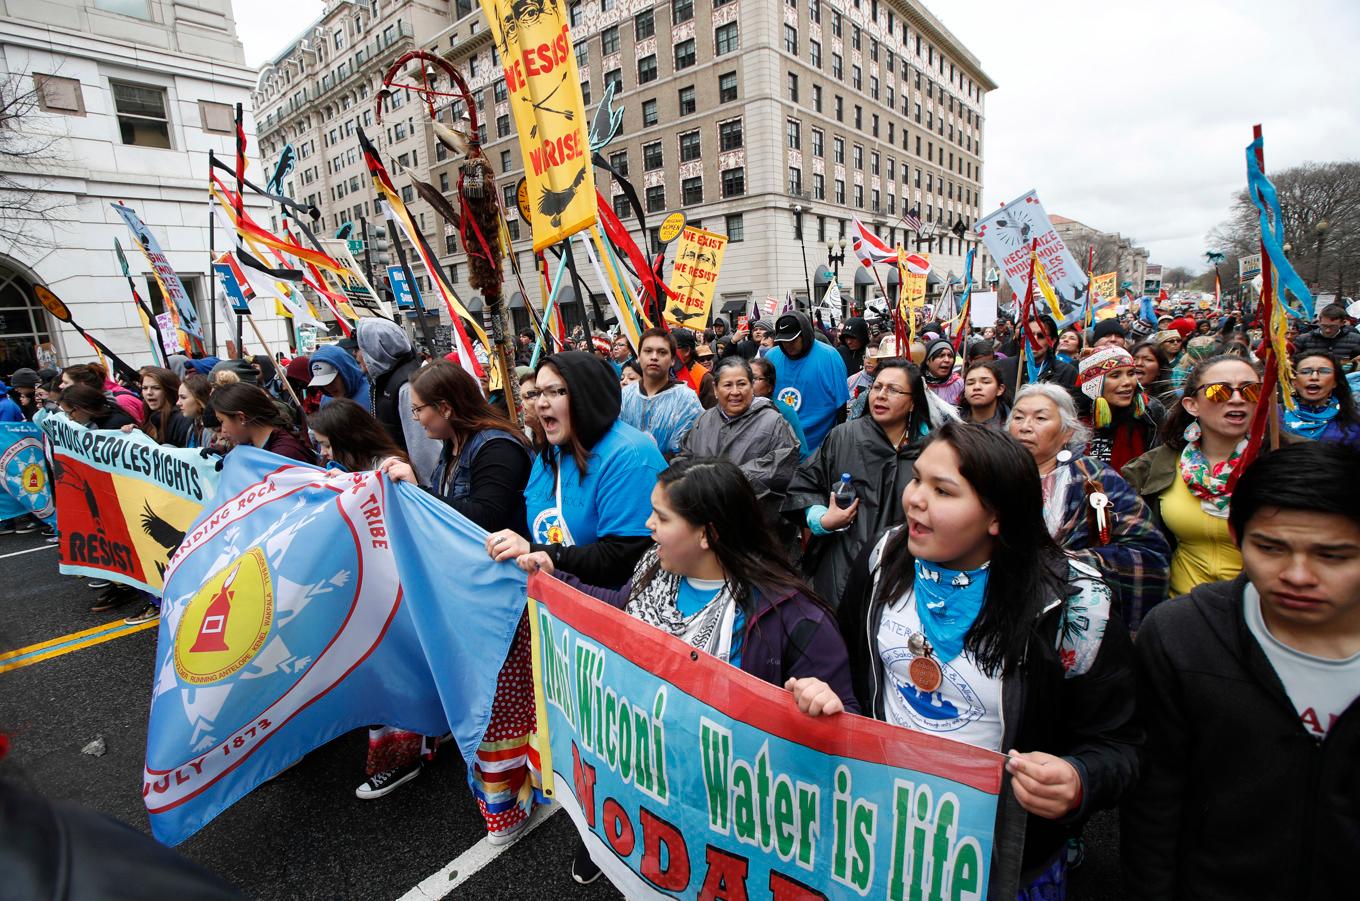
xmin=571 ymin=841 xmax=601 ymax=885
xmin=354 ymin=762 xmax=422 ymax=800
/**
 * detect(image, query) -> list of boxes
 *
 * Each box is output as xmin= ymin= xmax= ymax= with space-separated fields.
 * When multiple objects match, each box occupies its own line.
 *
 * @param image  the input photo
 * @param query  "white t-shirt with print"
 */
xmin=1244 ymin=584 xmax=1360 ymax=739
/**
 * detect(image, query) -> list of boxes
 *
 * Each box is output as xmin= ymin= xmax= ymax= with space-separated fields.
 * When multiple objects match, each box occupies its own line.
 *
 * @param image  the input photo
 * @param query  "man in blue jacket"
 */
xmin=763 ymin=311 xmax=848 ymax=452
xmin=308 ymin=342 xmax=370 ymax=407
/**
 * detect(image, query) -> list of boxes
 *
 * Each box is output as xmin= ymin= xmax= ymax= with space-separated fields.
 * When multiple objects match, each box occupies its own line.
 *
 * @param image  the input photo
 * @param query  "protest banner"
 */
xmin=1239 ymin=253 xmax=1262 ymax=281
xmin=664 ymin=226 xmax=729 ymax=330
xmin=899 ymin=250 xmax=930 ymax=319
xmin=0 ymin=422 xmax=55 ymax=526
xmin=527 ymin=573 xmax=1009 ymax=900
xmin=975 ymin=191 xmax=1086 ymax=324
xmin=388 ymin=264 xmax=423 ymax=311
xmin=41 ymin=413 xmax=220 ymax=593
xmin=112 ymin=201 xmax=204 ymax=340
xmin=970 ymin=291 xmax=999 ymax=328
xmin=481 ymin=0 xmax=597 ymax=252
xmin=144 ymin=449 xmax=526 ymax=845
xmin=1090 ymin=271 xmax=1117 ymax=311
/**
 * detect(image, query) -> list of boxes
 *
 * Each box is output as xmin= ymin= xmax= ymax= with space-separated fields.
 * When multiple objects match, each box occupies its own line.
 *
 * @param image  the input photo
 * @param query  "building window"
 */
xmin=832 ymin=10 xmax=842 ymax=37
xmin=716 ymin=22 xmax=739 ymax=55
xmin=809 ymin=40 xmax=821 ymax=68
xmin=111 ymin=81 xmax=171 ymax=148
xmin=672 ymin=0 xmax=693 ymax=24
xmin=786 ymin=118 xmax=801 ymax=150
xmin=809 ymin=0 xmax=821 ymax=23
xmin=871 ymin=189 xmax=880 ymax=211
xmin=494 ymin=80 xmax=508 ymax=103
xmin=445 ymin=232 xmax=458 ymax=254
xmin=854 ymin=184 xmax=864 ymax=208
xmin=718 ymin=71 xmax=738 ymax=103
xmin=644 ymin=141 xmax=663 ymax=170
xmin=507 ymin=220 xmax=520 ymax=240
xmin=721 ymin=167 xmax=745 ymax=197
xmin=678 ymin=85 xmax=696 ymax=115
xmin=788 ymin=167 xmax=802 ymax=195
xmin=831 ymin=53 xmax=842 ymax=79
xmin=33 ymin=74 xmax=84 ymax=115
xmin=679 ymin=130 xmax=701 ymax=161
xmin=575 ymin=41 xmax=589 ymax=69
xmin=869 ymin=76 xmax=879 ymax=100
xmin=646 ymin=184 xmax=665 ymax=212
xmin=784 ymin=24 xmax=797 ymax=54
xmin=198 ymin=100 xmax=232 ymax=134
xmin=719 ymin=118 xmax=743 ymax=150
xmin=610 ymin=150 xmax=628 ymax=175
xmin=439 ymin=172 xmax=450 ymax=192
xmin=95 ymin=0 xmax=151 ymax=19
xmin=613 ymin=193 xmax=630 ymax=216
xmin=833 ymin=137 xmax=844 ymax=163
xmin=852 ymin=65 xmax=861 ymax=90
xmin=642 ymin=99 xmax=658 ymax=126
xmin=580 ymin=79 xmax=592 ymax=105
xmin=674 ymin=39 xmax=696 ymax=70
xmin=812 ymin=84 xmax=822 ymax=112
xmin=835 ymin=179 xmax=845 ymax=204
xmin=786 ymin=72 xmax=799 ymax=102
xmin=601 ymin=26 xmax=620 ymax=55
xmin=725 ymin=214 xmax=744 ymax=242
xmin=871 ymin=151 xmax=880 ymax=175
xmin=635 ymin=9 xmax=654 ymax=39
xmin=853 ymin=144 xmax=863 ymax=169
xmin=402 ymin=185 xmax=415 ymax=203
xmin=813 ymin=173 xmax=825 ymax=200
xmin=638 ymin=55 xmax=657 ymax=84
xmin=835 ymin=95 xmax=843 ymax=122
xmin=682 ymin=176 xmax=703 ymax=205
xmin=604 ymin=68 xmax=622 ymax=95
xmin=811 ymin=128 xmax=823 ymax=157
xmin=497 ymin=114 xmax=510 ymax=137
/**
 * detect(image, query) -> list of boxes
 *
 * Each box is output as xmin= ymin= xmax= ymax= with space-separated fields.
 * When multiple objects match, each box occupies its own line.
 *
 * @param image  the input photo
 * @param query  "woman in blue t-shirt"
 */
xmin=486 ymin=351 xmax=666 ymax=587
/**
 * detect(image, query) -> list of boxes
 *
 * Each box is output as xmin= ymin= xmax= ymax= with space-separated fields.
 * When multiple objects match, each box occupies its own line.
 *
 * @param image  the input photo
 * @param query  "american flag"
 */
xmin=902 ymin=206 xmax=923 ymax=232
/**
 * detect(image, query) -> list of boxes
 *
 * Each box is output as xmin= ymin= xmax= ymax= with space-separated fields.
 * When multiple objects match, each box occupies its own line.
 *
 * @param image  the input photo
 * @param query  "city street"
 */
xmin=0 ymin=530 xmax=1127 ymax=900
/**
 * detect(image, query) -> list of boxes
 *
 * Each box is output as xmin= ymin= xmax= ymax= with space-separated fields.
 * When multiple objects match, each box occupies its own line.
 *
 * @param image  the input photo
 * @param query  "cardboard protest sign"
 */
xmin=975 ymin=191 xmax=1086 ymax=324
xmin=42 ymin=413 xmax=220 ymax=593
xmin=528 ymin=573 xmax=1008 ymax=900
xmin=113 ymin=202 xmax=204 ymax=339
xmin=664 ymin=226 xmax=729 ymax=330
xmin=1090 ymin=271 xmax=1117 ymax=311
xmin=481 ymin=0 xmax=597 ymax=252
xmin=0 ymin=422 xmax=55 ymax=525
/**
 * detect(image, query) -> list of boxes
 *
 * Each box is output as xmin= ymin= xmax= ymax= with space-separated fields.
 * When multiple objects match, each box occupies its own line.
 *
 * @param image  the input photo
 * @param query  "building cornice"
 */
xmin=891 ymin=1 xmax=997 ymax=92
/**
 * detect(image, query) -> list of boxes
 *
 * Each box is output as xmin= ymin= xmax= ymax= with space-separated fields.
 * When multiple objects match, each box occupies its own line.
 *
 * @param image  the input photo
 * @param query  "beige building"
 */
xmin=423 ymin=0 xmax=994 ymax=334
xmin=1051 ymin=214 xmax=1149 ymax=302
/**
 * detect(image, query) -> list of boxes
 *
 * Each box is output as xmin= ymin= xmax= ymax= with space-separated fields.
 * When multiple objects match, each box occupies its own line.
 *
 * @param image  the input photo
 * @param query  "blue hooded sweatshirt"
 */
xmin=0 ymin=385 xmax=23 ymax=423
xmin=311 ymin=343 xmax=370 ymax=407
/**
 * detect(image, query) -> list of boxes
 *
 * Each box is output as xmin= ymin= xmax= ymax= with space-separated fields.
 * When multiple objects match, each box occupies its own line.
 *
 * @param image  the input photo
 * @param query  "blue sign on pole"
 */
xmin=387 ymin=265 xmax=423 ymax=311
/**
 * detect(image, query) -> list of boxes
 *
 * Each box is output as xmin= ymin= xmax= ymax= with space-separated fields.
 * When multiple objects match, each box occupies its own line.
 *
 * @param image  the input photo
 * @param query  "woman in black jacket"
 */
xmin=138 ymin=366 xmax=193 ymax=447
xmin=789 ymin=422 xmax=1140 ymax=895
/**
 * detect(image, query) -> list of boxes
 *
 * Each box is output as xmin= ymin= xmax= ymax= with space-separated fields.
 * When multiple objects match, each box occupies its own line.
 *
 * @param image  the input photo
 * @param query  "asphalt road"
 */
xmin=0 ymin=530 xmax=1127 ymax=900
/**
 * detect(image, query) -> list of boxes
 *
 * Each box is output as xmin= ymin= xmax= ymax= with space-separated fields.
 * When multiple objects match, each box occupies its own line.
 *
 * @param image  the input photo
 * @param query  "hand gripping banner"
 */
xmin=527 ymin=573 xmax=1009 ymax=900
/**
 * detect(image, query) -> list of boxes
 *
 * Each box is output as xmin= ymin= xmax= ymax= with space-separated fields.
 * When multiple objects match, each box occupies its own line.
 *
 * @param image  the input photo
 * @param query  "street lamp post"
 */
xmin=1313 ymin=219 xmax=1331 ymax=289
xmin=825 ymin=237 xmax=846 ymax=314
xmin=793 ymin=205 xmax=812 ymax=310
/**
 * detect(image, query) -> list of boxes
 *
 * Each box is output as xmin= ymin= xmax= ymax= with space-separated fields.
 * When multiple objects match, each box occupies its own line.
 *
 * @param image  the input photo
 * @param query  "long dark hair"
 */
xmin=873 ymin=422 xmax=1070 ymax=677
xmin=409 ymin=361 xmax=528 ymax=451
xmin=59 ymin=383 xmax=121 ymax=424
xmin=958 ymin=359 xmax=1008 ymax=420
xmin=139 ymin=366 xmax=181 ymax=444
xmin=645 ymin=459 xmax=825 ymax=618
xmin=872 ymin=358 xmax=931 ymax=439
xmin=1293 ymin=350 xmax=1360 ymax=429
xmin=210 ymin=383 xmax=298 ymax=435
xmin=1130 ymin=340 xmax=1171 ymax=383
xmin=1160 ymin=354 xmax=1263 ymax=451
xmin=307 ymin=398 xmax=408 ymax=471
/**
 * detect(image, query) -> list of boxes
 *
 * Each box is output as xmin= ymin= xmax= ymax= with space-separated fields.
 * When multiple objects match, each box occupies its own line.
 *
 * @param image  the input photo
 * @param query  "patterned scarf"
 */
xmin=1283 ymin=397 xmax=1339 ymax=439
xmin=1178 ymin=437 xmax=1247 ymax=517
xmin=913 ymin=559 xmax=990 ymax=664
xmin=625 ymin=547 xmax=740 ymax=662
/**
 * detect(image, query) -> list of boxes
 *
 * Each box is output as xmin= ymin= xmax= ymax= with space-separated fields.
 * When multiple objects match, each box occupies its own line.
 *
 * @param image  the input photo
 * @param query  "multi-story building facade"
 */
xmin=1051 ymin=214 xmax=1150 ymax=301
xmin=425 ymin=0 xmax=994 ymax=333
xmin=0 ymin=0 xmax=288 ymax=373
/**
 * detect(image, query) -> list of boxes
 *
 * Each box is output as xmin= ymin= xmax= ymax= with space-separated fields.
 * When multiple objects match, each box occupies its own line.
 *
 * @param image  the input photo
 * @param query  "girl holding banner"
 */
xmin=790 ymin=422 xmax=1139 ymax=896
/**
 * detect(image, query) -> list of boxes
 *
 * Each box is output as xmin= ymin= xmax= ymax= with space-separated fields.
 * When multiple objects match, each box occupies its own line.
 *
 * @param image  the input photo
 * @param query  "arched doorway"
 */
xmin=0 ymin=258 xmax=55 ymax=381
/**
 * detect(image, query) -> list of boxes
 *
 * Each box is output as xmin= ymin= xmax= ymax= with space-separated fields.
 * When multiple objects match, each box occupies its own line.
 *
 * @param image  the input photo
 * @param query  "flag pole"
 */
xmin=208 ymin=149 xmax=218 ymax=357
xmin=1016 ymin=239 xmax=1040 ymax=391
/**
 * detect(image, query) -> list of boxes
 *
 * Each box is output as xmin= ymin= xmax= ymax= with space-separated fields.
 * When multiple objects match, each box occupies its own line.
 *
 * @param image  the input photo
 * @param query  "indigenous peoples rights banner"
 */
xmin=665 ymin=226 xmax=730 ymax=330
xmin=112 ymin=201 xmax=204 ymax=339
xmin=0 ymin=422 xmax=55 ymax=525
xmin=145 ymin=449 xmax=526 ymax=845
xmin=527 ymin=574 xmax=1008 ymax=900
xmin=41 ymin=413 xmax=219 ymax=593
xmin=975 ymin=191 xmax=1087 ymax=324
xmin=481 ymin=0 xmax=597 ymax=252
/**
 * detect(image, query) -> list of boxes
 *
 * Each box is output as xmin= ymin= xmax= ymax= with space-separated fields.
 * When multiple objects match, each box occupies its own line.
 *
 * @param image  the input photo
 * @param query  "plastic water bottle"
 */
xmin=834 ymin=473 xmax=857 ymax=507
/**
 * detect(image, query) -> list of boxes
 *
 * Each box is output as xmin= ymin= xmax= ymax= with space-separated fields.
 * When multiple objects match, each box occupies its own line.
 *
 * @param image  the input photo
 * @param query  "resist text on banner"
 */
xmin=528 ymin=573 xmax=1007 ymax=900
xmin=112 ymin=202 xmax=204 ymax=339
xmin=481 ymin=0 xmax=597 ymax=252
xmin=0 ymin=422 xmax=55 ymax=525
xmin=664 ymin=226 xmax=729 ymax=330
xmin=975 ymin=191 xmax=1087 ymax=324
xmin=42 ymin=413 xmax=219 ymax=593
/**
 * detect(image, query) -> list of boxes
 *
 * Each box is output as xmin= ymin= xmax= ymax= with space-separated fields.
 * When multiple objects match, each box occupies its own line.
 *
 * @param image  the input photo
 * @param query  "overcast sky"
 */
xmin=233 ymin=0 xmax=1360 ymax=271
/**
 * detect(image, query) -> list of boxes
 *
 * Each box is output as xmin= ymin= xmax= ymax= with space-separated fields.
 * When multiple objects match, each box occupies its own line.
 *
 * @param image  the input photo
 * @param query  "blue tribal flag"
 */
xmin=0 ymin=422 xmax=55 ymax=525
xmin=144 ymin=447 xmax=527 ymax=845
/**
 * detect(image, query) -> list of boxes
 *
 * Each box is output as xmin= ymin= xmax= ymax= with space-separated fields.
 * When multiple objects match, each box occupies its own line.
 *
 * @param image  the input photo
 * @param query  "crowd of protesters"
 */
xmin=2 ymin=295 xmax=1357 ymax=898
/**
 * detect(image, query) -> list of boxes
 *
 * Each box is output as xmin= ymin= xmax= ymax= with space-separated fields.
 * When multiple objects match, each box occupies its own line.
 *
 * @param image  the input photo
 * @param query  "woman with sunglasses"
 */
xmin=1123 ymin=355 xmax=1264 ymax=596
xmin=784 ymin=359 xmax=957 ymax=605
xmin=789 ymin=422 xmax=1138 ymax=896
xmin=1283 ymin=351 xmax=1360 ymax=450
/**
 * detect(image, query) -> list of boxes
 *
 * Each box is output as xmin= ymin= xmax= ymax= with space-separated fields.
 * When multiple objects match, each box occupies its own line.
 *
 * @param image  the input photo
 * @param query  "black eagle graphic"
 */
xmin=141 ymin=502 xmax=187 ymax=581
xmin=538 ymin=167 xmax=588 ymax=227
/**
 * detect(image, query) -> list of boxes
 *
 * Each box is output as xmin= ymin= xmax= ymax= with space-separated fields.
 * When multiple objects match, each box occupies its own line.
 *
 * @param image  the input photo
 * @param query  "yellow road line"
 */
xmin=0 ymin=620 xmax=158 ymax=674
xmin=0 ymin=620 xmax=129 ymax=662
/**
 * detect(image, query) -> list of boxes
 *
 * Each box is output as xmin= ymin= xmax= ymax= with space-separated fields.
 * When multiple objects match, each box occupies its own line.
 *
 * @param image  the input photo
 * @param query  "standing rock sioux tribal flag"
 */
xmin=42 ymin=414 xmax=219 ymax=594
xmin=0 ymin=422 xmax=55 ymax=526
xmin=481 ymin=0 xmax=598 ymax=252
xmin=144 ymin=448 xmax=527 ymax=845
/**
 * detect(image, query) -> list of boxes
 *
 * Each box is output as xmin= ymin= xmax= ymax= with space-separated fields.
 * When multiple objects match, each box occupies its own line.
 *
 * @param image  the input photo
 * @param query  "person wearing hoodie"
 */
xmin=735 ymin=318 xmax=769 ymax=359
xmin=308 ymin=342 xmax=370 ymax=408
xmin=836 ymin=317 xmax=870 ymax=375
xmin=7 ymin=369 xmax=40 ymax=420
xmin=672 ymin=329 xmax=717 ymax=409
xmin=1123 ymin=442 xmax=1359 ymax=899
xmin=764 ymin=311 xmax=850 ymax=453
xmin=355 ymin=317 xmax=441 ymax=483
xmin=486 ymin=351 xmax=666 ymax=588
xmin=922 ymin=337 xmax=965 ymax=406
xmin=0 ymin=382 xmax=23 ymax=423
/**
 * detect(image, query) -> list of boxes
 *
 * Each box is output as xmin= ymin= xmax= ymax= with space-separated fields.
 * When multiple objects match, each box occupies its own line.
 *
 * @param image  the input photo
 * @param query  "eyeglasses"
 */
xmin=1198 ymin=382 xmax=1262 ymax=404
xmin=869 ymin=383 xmax=910 ymax=397
xmin=1296 ymin=367 xmax=1334 ymax=377
xmin=536 ymin=386 xmax=569 ymax=400
xmin=410 ymin=402 xmax=434 ymax=416
xmin=751 ymin=376 xmax=770 ymax=383
xmin=521 ymin=389 xmax=542 ymax=401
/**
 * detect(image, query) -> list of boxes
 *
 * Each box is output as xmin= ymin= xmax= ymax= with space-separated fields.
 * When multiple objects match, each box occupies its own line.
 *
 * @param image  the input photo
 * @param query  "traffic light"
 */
xmin=372 ymin=226 xmax=390 ymax=269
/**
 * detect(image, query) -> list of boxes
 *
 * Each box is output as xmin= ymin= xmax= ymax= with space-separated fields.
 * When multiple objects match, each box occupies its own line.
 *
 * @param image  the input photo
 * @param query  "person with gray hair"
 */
xmin=1008 ymin=382 xmax=1170 ymax=629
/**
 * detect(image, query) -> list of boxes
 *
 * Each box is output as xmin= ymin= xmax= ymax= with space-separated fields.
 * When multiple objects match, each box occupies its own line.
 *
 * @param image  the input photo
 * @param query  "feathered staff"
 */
xmin=376 ymin=50 xmax=519 ymax=422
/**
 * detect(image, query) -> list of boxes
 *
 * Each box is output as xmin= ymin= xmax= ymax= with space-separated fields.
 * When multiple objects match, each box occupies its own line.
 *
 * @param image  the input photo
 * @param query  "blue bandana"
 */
xmin=1283 ymin=397 xmax=1339 ymax=440
xmin=913 ymin=559 xmax=990 ymax=664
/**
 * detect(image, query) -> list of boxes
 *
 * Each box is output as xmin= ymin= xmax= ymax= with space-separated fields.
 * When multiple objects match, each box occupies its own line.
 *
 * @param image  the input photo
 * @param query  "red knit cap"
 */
xmin=1170 ymin=317 xmax=1197 ymax=338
